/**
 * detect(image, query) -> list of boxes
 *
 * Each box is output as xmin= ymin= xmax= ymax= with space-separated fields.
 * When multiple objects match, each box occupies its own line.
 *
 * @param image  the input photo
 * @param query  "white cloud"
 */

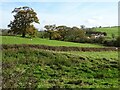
xmin=84 ymin=16 xmax=103 ymax=27
xmin=84 ymin=15 xmax=117 ymax=27
xmin=85 ymin=19 xmax=100 ymax=27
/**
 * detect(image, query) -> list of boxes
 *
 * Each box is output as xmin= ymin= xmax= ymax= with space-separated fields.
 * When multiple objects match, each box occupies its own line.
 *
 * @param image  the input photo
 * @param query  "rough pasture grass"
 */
xmin=59 ymin=51 xmax=118 ymax=59
xmin=2 ymin=48 xmax=118 ymax=88
xmin=94 ymin=27 xmax=118 ymax=39
xmin=1 ymin=36 xmax=104 ymax=47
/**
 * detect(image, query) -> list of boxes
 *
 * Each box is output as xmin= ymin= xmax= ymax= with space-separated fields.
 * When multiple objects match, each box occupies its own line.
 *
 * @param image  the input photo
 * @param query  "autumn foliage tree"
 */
xmin=8 ymin=6 xmax=39 ymax=37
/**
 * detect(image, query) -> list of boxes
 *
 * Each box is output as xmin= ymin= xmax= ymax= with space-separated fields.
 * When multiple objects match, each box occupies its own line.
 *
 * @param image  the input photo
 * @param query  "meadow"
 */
xmin=2 ymin=48 xmax=118 ymax=88
xmin=1 ymin=36 xmax=104 ymax=47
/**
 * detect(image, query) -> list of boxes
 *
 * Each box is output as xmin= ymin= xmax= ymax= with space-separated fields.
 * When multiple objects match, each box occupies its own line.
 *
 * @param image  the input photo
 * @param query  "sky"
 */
xmin=0 ymin=0 xmax=118 ymax=30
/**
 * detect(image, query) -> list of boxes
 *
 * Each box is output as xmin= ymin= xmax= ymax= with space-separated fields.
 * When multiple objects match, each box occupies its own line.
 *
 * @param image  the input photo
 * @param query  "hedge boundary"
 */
xmin=1 ymin=44 xmax=119 ymax=52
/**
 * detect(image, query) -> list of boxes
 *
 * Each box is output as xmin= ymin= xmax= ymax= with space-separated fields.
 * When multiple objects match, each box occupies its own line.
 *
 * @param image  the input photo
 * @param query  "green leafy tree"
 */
xmin=56 ymin=25 xmax=70 ymax=40
xmin=8 ymin=6 xmax=39 ymax=37
xmin=116 ymin=36 xmax=120 ymax=47
xmin=112 ymin=33 xmax=115 ymax=40
xmin=26 ymin=25 xmax=38 ymax=37
xmin=80 ymin=25 xmax=85 ymax=30
xmin=51 ymin=31 xmax=61 ymax=40
xmin=44 ymin=24 xmax=56 ymax=39
xmin=64 ymin=26 xmax=85 ymax=42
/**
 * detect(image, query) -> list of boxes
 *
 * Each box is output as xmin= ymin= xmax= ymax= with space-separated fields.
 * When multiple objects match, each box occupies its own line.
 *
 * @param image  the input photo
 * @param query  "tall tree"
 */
xmin=80 ymin=25 xmax=85 ymax=30
xmin=8 ymin=6 xmax=39 ymax=37
xmin=44 ymin=24 xmax=56 ymax=39
xmin=56 ymin=25 xmax=70 ymax=40
xmin=65 ymin=27 xmax=85 ymax=42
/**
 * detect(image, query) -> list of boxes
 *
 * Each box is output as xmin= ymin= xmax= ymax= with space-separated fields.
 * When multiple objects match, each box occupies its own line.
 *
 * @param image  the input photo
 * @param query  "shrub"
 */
xmin=104 ymin=40 xmax=116 ymax=46
xmin=94 ymin=37 xmax=105 ymax=44
xmin=115 ymin=36 xmax=120 ymax=47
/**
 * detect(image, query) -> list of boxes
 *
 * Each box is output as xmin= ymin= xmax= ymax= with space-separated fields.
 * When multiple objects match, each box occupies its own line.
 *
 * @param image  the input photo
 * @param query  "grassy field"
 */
xmin=93 ymin=27 xmax=118 ymax=39
xmin=1 ymin=32 xmax=118 ymax=88
xmin=2 ymin=48 xmax=118 ymax=88
xmin=1 ymin=36 xmax=104 ymax=47
xmin=58 ymin=51 xmax=118 ymax=60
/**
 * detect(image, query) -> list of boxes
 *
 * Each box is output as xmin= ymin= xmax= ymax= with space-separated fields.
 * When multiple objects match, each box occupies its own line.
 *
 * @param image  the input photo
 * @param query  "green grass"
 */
xmin=59 ymin=51 xmax=118 ymax=60
xmin=2 ymin=48 xmax=118 ymax=88
xmin=93 ymin=27 xmax=118 ymax=39
xmin=1 ymin=36 xmax=104 ymax=47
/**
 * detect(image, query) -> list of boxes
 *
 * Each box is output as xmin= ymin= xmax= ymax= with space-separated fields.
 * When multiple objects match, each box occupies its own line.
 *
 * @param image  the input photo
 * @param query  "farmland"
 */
xmin=2 ymin=47 xmax=118 ymax=88
xmin=1 ymin=36 xmax=104 ymax=47
xmin=1 ymin=27 xmax=119 ymax=88
xmin=1 ymin=32 xmax=119 ymax=88
xmin=94 ymin=27 xmax=118 ymax=39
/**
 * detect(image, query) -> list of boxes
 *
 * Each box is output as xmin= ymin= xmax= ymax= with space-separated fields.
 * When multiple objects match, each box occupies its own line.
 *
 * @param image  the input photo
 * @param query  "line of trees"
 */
xmin=44 ymin=25 xmax=85 ymax=42
xmin=37 ymin=25 xmax=106 ymax=44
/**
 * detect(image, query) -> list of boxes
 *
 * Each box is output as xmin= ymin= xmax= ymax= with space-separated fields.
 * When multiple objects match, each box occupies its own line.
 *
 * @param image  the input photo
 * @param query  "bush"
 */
xmin=104 ymin=40 xmax=116 ymax=46
xmin=0 ymin=29 xmax=15 ymax=36
xmin=115 ymin=36 xmax=120 ymax=47
xmin=37 ymin=31 xmax=50 ymax=38
xmin=94 ymin=37 xmax=105 ymax=44
xmin=103 ymin=36 xmax=120 ymax=47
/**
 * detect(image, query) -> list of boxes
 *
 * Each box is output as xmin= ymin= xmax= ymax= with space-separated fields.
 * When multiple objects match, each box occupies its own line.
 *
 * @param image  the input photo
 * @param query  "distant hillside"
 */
xmin=93 ymin=26 xmax=118 ymax=40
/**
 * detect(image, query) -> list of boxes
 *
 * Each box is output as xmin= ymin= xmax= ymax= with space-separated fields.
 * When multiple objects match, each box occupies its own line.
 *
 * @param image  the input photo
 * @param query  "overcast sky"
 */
xmin=0 ymin=0 xmax=118 ymax=30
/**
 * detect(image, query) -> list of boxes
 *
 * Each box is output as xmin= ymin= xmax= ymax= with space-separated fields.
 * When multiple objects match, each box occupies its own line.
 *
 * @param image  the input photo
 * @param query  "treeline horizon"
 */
xmin=0 ymin=25 xmax=118 ymax=31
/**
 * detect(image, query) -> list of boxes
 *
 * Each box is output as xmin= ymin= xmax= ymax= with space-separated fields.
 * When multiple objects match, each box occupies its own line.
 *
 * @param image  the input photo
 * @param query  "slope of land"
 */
xmin=2 ymin=48 xmax=118 ymax=88
xmin=94 ymin=27 xmax=118 ymax=39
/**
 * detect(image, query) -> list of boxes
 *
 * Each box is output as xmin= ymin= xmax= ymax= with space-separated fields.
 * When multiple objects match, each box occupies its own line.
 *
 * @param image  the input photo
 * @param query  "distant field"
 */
xmin=1 ymin=36 xmax=104 ymax=47
xmin=94 ymin=27 xmax=118 ymax=39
